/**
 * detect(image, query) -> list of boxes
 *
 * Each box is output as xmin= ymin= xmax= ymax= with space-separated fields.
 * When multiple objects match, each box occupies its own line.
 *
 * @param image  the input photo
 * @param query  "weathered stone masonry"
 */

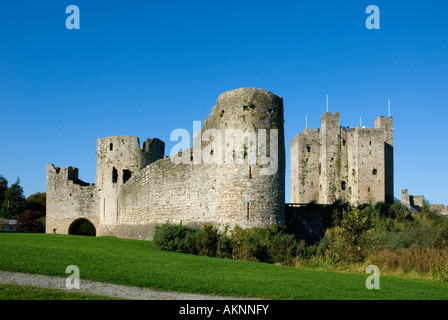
xmin=46 ymin=88 xmax=286 ymax=239
xmin=291 ymin=112 xmax=393 ymax=205
xmin=47 ymin=88 xmax=396 ymax=241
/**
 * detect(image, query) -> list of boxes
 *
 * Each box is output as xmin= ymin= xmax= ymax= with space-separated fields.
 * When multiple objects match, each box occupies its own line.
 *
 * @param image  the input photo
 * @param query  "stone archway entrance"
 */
xmin=68 ymin=218 xmax=96 ymax=236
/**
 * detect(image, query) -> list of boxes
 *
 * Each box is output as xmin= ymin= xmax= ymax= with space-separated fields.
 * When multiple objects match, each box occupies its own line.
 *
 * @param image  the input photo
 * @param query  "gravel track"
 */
xmin=0 ymin=270 xmax=256 ymax=300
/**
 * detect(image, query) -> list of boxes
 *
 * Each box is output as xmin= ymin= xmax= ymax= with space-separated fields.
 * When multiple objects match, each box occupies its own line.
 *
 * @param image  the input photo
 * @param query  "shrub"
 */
xmin=216 ymin=236 xmax=233 ymax=259
xmin=378 ymin=224 xmax=440 ymax=249
xmin=152 ymin=223 xmax=201 ymax=254
xmin=432 ymin=264 xmax=448 ymax=282
xmin=196 ymin=224 xmax=218 ymax=257
xmin=230 ymin=226 xmax=258 ymax=262
xmin=436 ymin=218 xmax=448 ymax=247
xmin=334 ymin=206 xmax=376 ymax=262
xmin=230 ymin=226 xmax=273 ymax=262
xmin=268 ymin=233 xmax=298 ymax=266
xmin=389 ymin=201 xmax=413 ymax=221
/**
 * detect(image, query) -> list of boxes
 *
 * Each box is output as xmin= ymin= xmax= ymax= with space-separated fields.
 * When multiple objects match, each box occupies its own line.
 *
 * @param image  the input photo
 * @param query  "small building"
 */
xmin=0 ymin=219 xmax=17 ymax=232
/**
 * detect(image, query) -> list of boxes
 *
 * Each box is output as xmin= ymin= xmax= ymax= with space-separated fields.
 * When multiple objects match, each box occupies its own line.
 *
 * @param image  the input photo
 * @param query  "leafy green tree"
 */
xmin=0 ymin=175 xmax=8 ymax=208
xmin=0 ymin=178 xmax=26 ymax=220
xmin=26 ymin=192 xmax=46 ymax=219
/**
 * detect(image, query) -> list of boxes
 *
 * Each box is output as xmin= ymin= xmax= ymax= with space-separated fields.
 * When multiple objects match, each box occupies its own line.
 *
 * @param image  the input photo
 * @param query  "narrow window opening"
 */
xmin=368 ymin=187 xmax=371 ymax=192
xmin=342 ymin=139 xmax=346 ymax=146
xmin=372 ymin=168 xmax=377 ymax=175
xmin=249 ymin=152 xmax=252 ymax=179
xmin=341 ymin=181 xmax=346 ymax=191
xmin=110 ymin=143 xmax=113 ymax=151
xmin=112 ymin=167 xmax=118 ymax=183
xmin=247 ymin=194 xmax=250 ymax=221
xmin=318 ymin=163 xmax=322 ymax=175
xmin=306 ymin=145 xmax=311 ymax=152
xmin=122 ymin=169 xmax=132 ymax=184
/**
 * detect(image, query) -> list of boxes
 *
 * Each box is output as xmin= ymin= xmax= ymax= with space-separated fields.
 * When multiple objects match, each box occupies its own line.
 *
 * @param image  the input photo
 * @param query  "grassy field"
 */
xmin=0 ymin=284 xmax=120 ymax=300
xmin=0 ymin=233 xmax=447 ymax=300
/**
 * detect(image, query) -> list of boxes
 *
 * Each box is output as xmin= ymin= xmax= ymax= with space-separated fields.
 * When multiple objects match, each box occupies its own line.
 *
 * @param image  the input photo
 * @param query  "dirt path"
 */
xmin=0 ymin=270 xmax=257 ymax=300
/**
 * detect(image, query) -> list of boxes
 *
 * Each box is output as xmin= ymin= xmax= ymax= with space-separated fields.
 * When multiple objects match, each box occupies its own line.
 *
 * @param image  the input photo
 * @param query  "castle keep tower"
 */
xmin=291 ymin=112 xmax=393 ymax=205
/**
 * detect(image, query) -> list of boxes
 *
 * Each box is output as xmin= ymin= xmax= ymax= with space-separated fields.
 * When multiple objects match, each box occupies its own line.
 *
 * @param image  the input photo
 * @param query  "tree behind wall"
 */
xmin=0 ymin=175 xmax=8 ymax=208
xmin=0 ymin=178 xmax=26 ymax=220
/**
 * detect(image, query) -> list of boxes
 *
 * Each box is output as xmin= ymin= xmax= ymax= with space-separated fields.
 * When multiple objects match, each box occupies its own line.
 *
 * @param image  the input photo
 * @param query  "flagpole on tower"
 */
xmin=388 ymin=99 xmax=391 ymax=117
xmin=326 ymin=94 xmax=329 ymax=112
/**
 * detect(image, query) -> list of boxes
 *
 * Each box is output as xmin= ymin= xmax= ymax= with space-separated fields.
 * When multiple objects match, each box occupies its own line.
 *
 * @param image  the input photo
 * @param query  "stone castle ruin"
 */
xmin=291 ymin=111 xmax=393 ymax=205
xmin=46 ymin=88 xmax=285 ymax=239
xmin=401 ymin=189 xmax=448 ymax=215
xmin=46 ymin=87 xmax=395 ymax=240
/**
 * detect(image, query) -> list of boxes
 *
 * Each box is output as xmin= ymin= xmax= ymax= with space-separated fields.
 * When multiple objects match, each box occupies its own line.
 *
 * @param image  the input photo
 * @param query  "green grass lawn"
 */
xmin=0 ymin=233 xmax=447 ymax=300
xmin=0 ymin=284 xmax=121 ymax=300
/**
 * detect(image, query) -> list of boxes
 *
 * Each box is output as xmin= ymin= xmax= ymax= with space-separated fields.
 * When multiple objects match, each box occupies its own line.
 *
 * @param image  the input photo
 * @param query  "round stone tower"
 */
xmin=202 ymin=88 xmax=285 ymax=228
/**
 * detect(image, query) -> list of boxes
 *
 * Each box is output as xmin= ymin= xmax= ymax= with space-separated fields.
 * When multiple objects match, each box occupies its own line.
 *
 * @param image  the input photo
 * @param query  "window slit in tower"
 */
xmin=247 ymin=193 xmax=250 ymax=221
xmin=110 ymin=143 xmax=113 ymax=151
xmin=249 ymin=152 xmax=252 ymax=179
xmin=112 ymin=167 xmax=118 ymax=183
xmin=123 ymin=169 xmax=132 ymax=184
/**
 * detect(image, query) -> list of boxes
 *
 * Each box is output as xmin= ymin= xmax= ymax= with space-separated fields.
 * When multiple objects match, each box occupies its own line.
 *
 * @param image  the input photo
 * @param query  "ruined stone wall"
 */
xmin=290 ymin=128 xmax=320 ymax=203
xmin=95 ymin=136 xmax=164 ymax=236
xmin=402 ymin=189 xmax=447 ymax=215
xmin=430 ymin=204 xmax=448 ymax=215
xmin=116 ymin=159 xmax=217 ymax=240
xmin=46 ymin=164 xmax=99 ymax=234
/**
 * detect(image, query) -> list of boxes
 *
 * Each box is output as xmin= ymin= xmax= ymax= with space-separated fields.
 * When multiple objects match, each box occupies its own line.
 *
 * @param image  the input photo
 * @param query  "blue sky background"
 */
xmin=0 ymin=1 xmax=447 ymax=204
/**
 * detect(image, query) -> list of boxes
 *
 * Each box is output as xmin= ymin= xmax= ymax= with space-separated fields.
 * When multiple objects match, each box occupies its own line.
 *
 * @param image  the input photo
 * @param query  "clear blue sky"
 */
xmin=0 ymin=1 xmax=447 ymax=205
